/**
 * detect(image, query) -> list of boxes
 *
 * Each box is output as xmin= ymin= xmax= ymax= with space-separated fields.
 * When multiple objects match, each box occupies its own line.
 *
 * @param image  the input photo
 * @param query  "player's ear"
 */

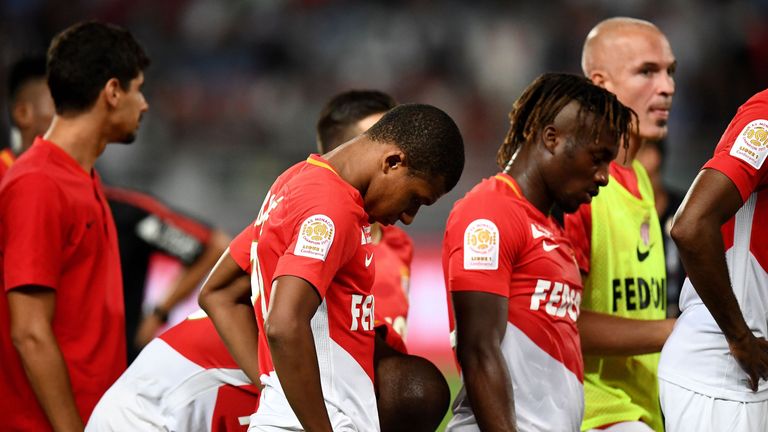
xmin=12 ymin=102 xmax=32 ymax=128
xmin=382 ymin=150 xmax=405 ymax=174
xmin=589 ymin=70 xmax=608 ymax=89
xmin=103 ymin=78 xmax=122 ymax=109
xmin=541 ymin=125 xmax=558 ymax=155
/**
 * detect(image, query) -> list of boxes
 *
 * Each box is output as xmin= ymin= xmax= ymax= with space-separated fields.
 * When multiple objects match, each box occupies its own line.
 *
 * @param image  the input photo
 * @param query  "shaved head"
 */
xmin=582 ymin=17 xmax=661 ymax=76
xmin=581 ymin=17 xmax=676 ymax=142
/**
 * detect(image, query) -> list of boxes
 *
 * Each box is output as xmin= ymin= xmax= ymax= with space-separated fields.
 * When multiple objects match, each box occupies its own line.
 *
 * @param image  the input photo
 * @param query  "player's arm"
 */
xmin=670 ymin=168 xmax=768 ymax=390
xmin=8 ymin=286 xmax=83 ymax=431
xmin=452 ymin=290 xmax=517 ymax=432
xmin=198 ymin=249 xmax=261 ymax=383
xmin=578 ymin=310 xmax=675 ymax=355
xmin=265 ymin=275 xmax=333 ymax=432
xmin=135 ymin=228 xmax=231 ymax=347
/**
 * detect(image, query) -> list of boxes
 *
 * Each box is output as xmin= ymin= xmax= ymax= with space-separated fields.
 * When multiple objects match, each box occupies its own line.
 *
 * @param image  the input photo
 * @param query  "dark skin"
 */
xmin=199 ymin=254 xmax=341 ymax=432
xmin=201 ymin=139 xmax=446 ymax=432
xmin=670 ymin=168 xmax=768 ymax=391
xmin=453 ymin=291 xmax=516 ymax=431
xmin=198 ymin=251 xmax=261 ymax=385
xmin=452 ymin=102 xmax=616 ymax=431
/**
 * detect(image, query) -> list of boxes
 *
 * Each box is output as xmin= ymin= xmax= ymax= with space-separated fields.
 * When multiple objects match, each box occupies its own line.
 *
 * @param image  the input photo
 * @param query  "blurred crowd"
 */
xmin=2 ymin=0 xmax=767 ymax=235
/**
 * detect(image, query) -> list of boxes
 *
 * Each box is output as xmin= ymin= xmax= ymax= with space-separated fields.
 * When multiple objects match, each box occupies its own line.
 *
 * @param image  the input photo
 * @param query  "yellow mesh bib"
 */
xmin=581 ymin=160 xmax=666 ymax=432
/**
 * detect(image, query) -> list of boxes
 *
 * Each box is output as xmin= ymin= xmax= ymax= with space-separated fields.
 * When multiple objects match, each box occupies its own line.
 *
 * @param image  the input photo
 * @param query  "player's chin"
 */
xmin=116 ymin=131 xmax=138 ymax=144
xmin=557 ymin=198 xmax=582 ymax=214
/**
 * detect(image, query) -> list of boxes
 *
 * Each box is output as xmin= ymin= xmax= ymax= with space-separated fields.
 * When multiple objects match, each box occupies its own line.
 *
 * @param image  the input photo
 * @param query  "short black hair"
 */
xmin=316 ymin=90 xmax=397 ymax=153
xmin=8 ymin=55 xmax=47 ymax=105
xmin=47 ymin=21 xmax=150 ymax=114
xmin=366 ymin=103 xmax=464 ymax=193
xmin=497 ymin=72 xmax=635 ymax=169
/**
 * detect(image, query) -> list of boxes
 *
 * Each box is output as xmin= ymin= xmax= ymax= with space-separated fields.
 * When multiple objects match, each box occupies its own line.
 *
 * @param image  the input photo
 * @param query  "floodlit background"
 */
xmin=2 ymin=0 xmax=767 ymax=429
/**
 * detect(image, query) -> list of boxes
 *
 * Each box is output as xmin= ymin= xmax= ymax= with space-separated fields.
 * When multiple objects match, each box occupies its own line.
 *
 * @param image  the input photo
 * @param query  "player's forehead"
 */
xmin=606 ymin=27 xmax=675 ymax=67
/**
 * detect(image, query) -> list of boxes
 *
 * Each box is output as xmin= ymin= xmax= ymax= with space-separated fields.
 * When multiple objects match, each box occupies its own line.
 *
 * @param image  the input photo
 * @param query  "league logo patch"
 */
xmin=464 ymin=219 xmax=499 ymax=270
xmin=730 ymin=119 xmax=768 ymax=169
xmin=294 ymin=214 xmax=335 ymax=261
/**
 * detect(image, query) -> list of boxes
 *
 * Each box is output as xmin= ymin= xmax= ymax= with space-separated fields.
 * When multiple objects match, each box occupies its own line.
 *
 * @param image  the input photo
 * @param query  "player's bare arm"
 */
xmin=266 ymin=275 xmax=333 ymax=432
xmin=453 ymin=290 xmax=517 ymax=432
xmin=578 ymin=310 xmax=675 ymax=355
xmin=198 ymin=249 xmax=261 ymax=384
xmin=670 ymin=167 xmax=768 ymax=391
xmin=8 ymin=286 xmax=83 ymax=432
xmin=136 ymin=228 xmax=231 ymax=348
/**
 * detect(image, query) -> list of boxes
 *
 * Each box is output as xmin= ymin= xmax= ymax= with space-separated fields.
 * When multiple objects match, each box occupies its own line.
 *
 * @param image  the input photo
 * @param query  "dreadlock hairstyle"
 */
xmin=496 ymin=72 xmax=636 ymax=170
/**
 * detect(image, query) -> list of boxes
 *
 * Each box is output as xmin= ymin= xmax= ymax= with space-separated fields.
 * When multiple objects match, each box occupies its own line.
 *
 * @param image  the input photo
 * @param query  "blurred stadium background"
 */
xmin=2 ymin=0 xmax=768 ymax=429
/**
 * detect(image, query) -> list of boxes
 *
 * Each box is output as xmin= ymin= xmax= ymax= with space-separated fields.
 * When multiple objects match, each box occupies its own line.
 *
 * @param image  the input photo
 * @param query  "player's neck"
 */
xmin=614 ymin=134 xmax=642 ymax=167
xmin=44 ymin=114 xmax=108 ymax=173
xmin=505 ymin=150 xmax=552 ymax=215
xmin=324 ymin=136 xmax=380 ymax=194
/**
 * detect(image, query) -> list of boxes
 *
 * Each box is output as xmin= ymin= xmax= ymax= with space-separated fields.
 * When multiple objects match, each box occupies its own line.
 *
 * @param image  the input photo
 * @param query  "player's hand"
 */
xmin=134 ymin=314 xmax=165 ymax=349
xmin=727 ymin=334 xmax=768 ymax=391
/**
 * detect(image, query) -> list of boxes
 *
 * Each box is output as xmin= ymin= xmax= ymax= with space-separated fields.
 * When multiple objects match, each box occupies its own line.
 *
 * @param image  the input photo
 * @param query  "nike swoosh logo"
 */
xmin=542 ymin=241 xmax=559 ymax=252
xmin=531 ymin=224 xmax=550 ymax=239
xmin=636 ymin=243 xmax=654 ymax=262
xmin=365 ymin=253 xmax=374 ymax=267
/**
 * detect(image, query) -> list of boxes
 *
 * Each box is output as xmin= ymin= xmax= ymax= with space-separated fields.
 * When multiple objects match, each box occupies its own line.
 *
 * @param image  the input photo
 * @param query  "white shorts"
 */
xmin=659 ymin=378 xmax=768 ymax=432
xmin=585 ymin=421 xmax=654 ymax=432
xmin=86 ymin=339 xmax=257 ymax=432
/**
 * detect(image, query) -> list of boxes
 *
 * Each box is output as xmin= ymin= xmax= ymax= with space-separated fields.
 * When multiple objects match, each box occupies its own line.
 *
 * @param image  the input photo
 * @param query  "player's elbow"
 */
xmin=264 ymin=314 xmax=302 ymax=350
xmin=10 ymin=323 xmax=50 ymax=356
xmin=669 ymin=211 xmax=700 ymax=253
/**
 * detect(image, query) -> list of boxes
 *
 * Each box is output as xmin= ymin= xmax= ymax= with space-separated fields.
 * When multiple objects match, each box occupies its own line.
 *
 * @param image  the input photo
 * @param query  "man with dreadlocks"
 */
xmin=442 ymin=72 xmax=634 ymax=431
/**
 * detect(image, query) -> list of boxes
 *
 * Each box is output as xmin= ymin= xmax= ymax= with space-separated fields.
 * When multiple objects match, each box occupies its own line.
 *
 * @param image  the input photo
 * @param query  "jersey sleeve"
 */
xmin=1 ymin=174 xmax=67 ymax=291
xmin=229 ymin=222 xmax=255 ymax=272
xmin=444 ymin=198 xmax=527 ymax=297
xmin=563 ymin=203 xmax=592 ymax=274
xmin=273 ymin=187 xmax=360 ymax=299
xmin=703 ymin=97 xmax=768 ymax=201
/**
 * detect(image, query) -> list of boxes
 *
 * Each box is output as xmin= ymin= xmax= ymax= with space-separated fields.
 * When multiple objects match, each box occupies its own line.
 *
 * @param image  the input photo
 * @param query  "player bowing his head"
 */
xmin=200 ymin=103 xmax=464 ymax=432
xmin=444 ymin=72 xmax=633 ymax=432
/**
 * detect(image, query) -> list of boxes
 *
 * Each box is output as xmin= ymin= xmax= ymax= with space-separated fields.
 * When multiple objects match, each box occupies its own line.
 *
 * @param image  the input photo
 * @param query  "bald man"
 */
xmin=564 ymin=17 xmax=677 ymax=432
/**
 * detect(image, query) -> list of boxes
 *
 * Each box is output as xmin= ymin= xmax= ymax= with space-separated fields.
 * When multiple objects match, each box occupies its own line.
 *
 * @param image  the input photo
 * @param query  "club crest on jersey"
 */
xmin=731 ymin=119 xmax=768 ymax=169
xmin=640 ymin=219 xmax=650 ymax=246
xmin=464 ymin=219 xmax=499 ymax=270
xmin=294 ymin=214 xmax=335 ymax=261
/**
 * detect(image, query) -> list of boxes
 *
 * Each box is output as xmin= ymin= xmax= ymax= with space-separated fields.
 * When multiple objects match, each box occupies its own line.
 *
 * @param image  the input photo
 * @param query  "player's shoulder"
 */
xmin=449 ymin=176 xmax=528 ymax=227
xmin=0 ymin=169 xmax=60 ymax=198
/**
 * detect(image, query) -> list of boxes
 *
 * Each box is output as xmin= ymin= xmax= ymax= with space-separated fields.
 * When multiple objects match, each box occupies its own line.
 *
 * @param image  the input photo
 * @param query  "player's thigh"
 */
xmin=660 ymin=378 xmax=768 ymax=432
xmin=585 ymin=421 xmax=654 ymax=432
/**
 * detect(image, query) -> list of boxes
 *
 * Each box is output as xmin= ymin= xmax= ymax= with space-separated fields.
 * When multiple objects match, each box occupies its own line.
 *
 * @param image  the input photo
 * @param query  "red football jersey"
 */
xmin=229 ymin=154 xmax=379 ymax=430
xmin=372 ymin=225 xmax=412 ymax=340
xmin=443 ymin=173 xmax=585 ymax=430
xmin=0 ymin=138 xmax=125 ymax=430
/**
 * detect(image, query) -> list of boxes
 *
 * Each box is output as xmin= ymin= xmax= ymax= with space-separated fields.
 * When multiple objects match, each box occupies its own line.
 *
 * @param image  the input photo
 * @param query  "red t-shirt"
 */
xmin=371 ymin=225 xmax=412 ymax=351
xmin=443 ymin=173 xmax=584 ymax=380
xmin=0 ymin=138 xmax=125 ymax=430
xmin=229 ymin=155 xmax=378 ymax=429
